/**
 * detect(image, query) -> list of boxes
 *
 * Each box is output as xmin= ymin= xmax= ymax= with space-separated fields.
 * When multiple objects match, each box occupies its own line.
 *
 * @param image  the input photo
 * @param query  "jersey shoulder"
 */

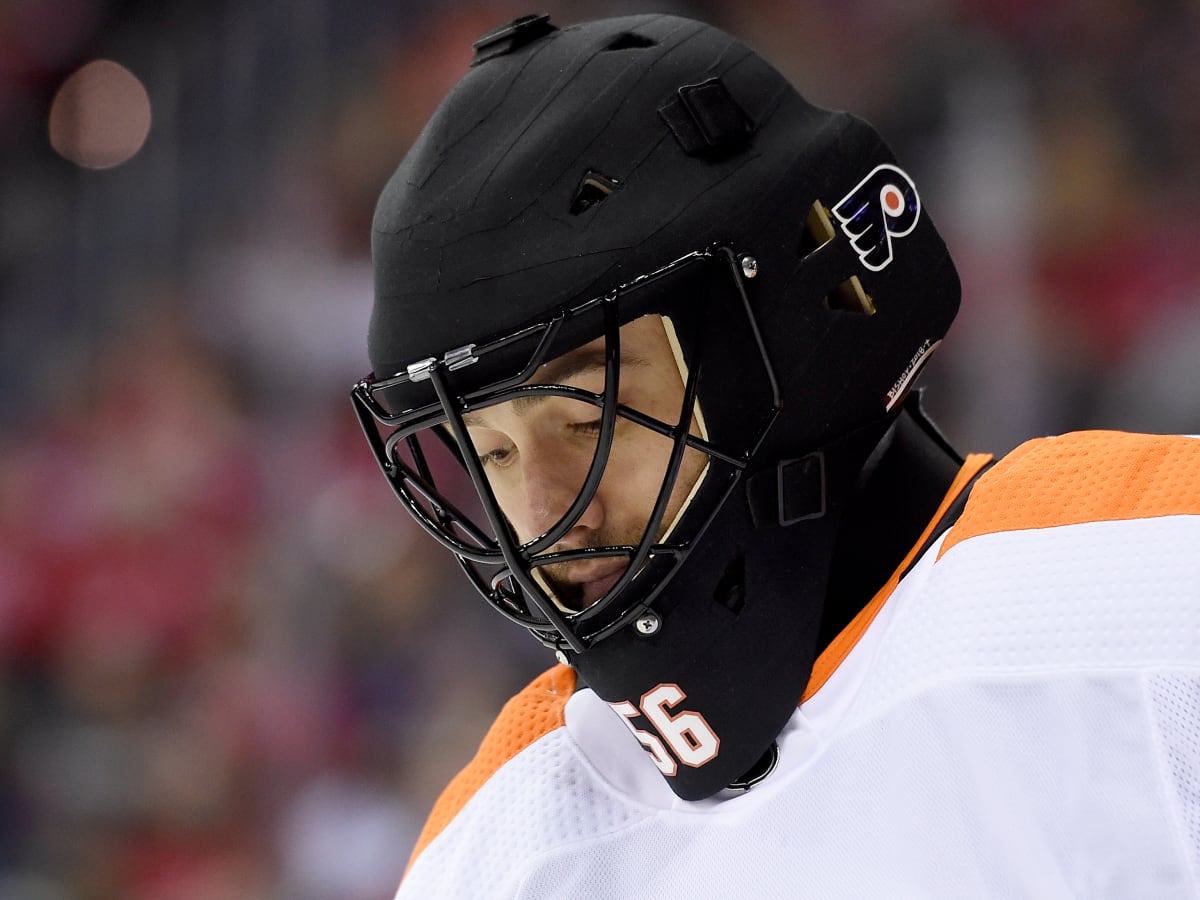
xmin=404 ymin=664 xmax=577 ymax=874
xmin=398 ymin=669 xmax=658 ymax=898
xmin=845 ymin=431 xmax=1200 ymax=724
xmin=940 ymin=430 xmax=1200 ymax=557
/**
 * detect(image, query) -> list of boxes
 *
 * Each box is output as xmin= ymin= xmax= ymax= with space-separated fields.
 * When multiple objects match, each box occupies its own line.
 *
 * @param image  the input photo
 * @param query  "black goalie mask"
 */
xmin=353 ymin=247 xmax=778 ymax=652
xmin=355 ymin=13 xmax=960 ymax=799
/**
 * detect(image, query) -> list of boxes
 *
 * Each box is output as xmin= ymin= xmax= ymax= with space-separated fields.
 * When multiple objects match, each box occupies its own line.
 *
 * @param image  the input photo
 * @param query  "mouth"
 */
xmin=577 ymin=565 xmax=627 ymax=607
xmin=544 ymin=558 xmax=628 ymax=610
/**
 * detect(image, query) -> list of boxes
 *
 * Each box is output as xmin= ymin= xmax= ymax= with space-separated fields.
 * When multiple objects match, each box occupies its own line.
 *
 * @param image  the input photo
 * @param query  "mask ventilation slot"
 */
xmin=826 ymin=275 xmax=875 ymax=316
xmin=802 ymin=201 xmax=876 ymax=316
xmin=604 ymin=32 xmax=657 ymax=51
xmin=570 ymin=170 xmax=620 ymax=215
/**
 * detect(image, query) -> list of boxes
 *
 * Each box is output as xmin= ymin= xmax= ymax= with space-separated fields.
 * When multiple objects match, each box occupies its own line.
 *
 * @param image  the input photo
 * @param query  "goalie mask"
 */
xmin=353 ymin=13 xmax=960 ymax=800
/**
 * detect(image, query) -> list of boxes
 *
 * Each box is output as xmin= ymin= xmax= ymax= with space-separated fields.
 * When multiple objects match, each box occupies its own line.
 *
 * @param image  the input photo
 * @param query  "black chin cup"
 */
xmin=351 ymin=247 xmax=779 ymax=653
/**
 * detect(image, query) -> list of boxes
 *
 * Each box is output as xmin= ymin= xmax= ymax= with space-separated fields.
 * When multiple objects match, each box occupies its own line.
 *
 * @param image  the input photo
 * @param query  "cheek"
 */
xmin=661 ymin=443 xmax=709 ymax=523
xmin=677 ymin=445 xmax=709 ymax=494
xmin=484 ymin=477 xmax=519 ymax=517
xmin=475 ymin=475 xmax=524 ymax=539
xmin=598 ymin=425 xmax=685 ymax=511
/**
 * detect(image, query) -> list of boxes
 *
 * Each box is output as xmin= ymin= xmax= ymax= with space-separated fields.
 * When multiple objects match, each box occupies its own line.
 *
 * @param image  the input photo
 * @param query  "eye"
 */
xmin=477 ymin=443 xmax=515 ymax=468
xmin=570 ymin=418 xmax=602 ymax=436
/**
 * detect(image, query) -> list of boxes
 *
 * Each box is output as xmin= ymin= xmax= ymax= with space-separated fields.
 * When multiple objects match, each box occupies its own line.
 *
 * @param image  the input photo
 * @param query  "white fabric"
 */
xmin=399 ymin=494 xmax=1200 ymax=898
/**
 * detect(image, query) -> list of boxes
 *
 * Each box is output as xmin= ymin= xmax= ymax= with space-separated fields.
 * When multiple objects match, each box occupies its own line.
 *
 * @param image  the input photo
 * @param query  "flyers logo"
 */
xmin=832 ymin=164 xmax=921 ymax=272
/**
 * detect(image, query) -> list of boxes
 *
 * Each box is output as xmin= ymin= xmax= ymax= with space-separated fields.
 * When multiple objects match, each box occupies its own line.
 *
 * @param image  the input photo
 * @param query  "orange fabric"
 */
xmin=801 ymin=453 xmax=994 ymax=703
xmin=404 ymin=664 xmax=577 ymax=874
xmin=938 ymin=432 xmax=1200 ymax=560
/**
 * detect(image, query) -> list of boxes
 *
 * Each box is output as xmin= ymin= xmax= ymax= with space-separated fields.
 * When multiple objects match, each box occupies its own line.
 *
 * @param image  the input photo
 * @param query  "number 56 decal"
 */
xmin=609 ymin=684 xmax=720 ymax=776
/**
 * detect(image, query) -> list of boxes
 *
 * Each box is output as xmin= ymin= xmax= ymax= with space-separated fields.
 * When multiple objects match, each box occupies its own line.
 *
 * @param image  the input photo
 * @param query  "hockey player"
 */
xmin=352 ymin=13 xmax=1200 ymax=898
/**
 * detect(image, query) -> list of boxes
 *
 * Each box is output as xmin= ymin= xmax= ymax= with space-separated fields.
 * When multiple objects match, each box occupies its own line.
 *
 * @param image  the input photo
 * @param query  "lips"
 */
xmin=578 ymin=566 xmax=626 ymax=606
xmin=540 ymin=554 xmax=630 ymax=611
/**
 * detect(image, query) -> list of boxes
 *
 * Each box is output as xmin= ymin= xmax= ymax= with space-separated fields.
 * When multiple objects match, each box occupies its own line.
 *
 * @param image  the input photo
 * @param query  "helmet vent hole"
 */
xmin=569 ymin=170 xmax=620 ymax=215
xmin=801 ymin=201 xmax=876 ymax=315
xmin=604 ymin=32 xmax=657 ymax=51
xmin=799 ymin=201 xmax=836 ymax=259
xmin=824 ymin=276 xmax=876 ymax=316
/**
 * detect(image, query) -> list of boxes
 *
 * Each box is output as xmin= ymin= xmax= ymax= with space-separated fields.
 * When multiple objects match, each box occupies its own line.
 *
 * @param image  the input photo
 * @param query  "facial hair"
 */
xmin=534 ymin=525 xmax=643 ymax=612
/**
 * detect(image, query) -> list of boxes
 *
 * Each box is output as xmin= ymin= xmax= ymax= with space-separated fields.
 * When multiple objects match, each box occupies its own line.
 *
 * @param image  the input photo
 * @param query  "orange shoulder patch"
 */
xmin=405 ymin=664 xmax=577 ymax=873
xmin=938 ymin=431 xmax=1200 ymax=559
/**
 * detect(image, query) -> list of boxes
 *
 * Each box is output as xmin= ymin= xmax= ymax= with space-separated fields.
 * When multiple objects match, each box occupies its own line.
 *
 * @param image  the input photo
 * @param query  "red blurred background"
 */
xmin=2 ymin=1 xmax=1198 ymax=897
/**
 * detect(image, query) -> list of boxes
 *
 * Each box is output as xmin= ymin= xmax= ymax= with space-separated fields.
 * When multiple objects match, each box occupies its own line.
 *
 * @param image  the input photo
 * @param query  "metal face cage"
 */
xmin=351 ymin=247 xmax=779 ymax=652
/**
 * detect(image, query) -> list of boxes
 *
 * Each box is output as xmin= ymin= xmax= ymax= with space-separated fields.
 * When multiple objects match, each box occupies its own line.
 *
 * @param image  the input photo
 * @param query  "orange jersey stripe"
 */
xmin=405 ymin=664 xmax=577 ymax=874
xmin=938 ymin=432 xmax=1200 ymax=560
xmin=802 ymin=453 xmax=995 ymax=703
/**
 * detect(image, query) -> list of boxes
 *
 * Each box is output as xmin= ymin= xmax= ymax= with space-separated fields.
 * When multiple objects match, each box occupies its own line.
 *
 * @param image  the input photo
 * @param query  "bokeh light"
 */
xmin=48 ymin=59 xmax=151 ymax=169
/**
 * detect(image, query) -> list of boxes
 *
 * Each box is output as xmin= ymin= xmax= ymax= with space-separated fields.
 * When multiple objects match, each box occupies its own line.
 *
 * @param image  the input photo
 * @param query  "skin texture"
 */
xmin=463 ymin=315 xmax=709 ymax=609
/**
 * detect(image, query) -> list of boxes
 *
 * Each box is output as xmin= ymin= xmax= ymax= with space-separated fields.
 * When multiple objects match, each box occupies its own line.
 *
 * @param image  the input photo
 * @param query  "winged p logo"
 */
xmin=832 ymin=164 xmax=921 ymax=272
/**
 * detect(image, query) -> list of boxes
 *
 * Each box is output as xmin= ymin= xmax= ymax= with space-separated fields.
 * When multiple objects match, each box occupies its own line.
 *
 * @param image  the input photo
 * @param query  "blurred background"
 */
xmin=1 ymin=1 xmax=1198 ymax=897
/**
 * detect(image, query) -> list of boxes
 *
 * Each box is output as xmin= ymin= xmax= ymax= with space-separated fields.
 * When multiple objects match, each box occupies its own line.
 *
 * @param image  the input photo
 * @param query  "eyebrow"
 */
xmin=461 ymin=347 xmax=648 ymax=427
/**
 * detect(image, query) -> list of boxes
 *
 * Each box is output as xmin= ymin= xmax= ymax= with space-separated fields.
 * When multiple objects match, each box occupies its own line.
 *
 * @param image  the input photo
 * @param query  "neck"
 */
xmin=817 ymin=396 xmax=963 ymax=653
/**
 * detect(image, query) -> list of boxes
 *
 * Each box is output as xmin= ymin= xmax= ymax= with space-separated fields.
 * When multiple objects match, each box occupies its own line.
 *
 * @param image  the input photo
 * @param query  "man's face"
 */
xmin=462 ymin=315 xmax=709 ymax=610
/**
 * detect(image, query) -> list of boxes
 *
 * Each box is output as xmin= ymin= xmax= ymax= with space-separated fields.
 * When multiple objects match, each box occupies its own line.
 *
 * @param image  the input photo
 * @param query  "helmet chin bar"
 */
xmin=352 ymin=246 xmax=777 ymax=653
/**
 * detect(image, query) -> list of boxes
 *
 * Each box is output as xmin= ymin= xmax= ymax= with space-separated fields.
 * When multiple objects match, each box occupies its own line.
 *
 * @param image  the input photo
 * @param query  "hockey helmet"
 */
xmin=353 ymin=12 xmax=959 ymax=799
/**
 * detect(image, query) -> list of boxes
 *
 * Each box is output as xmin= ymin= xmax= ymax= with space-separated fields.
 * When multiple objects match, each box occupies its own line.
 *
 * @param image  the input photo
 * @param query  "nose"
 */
xmin=516 ymin=443 xmax=603 ymax=543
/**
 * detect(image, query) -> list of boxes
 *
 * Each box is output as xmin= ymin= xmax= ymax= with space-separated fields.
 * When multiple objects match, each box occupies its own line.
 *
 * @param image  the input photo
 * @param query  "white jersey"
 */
xmin=397 ymin=431 xmax=1200 ymax=899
